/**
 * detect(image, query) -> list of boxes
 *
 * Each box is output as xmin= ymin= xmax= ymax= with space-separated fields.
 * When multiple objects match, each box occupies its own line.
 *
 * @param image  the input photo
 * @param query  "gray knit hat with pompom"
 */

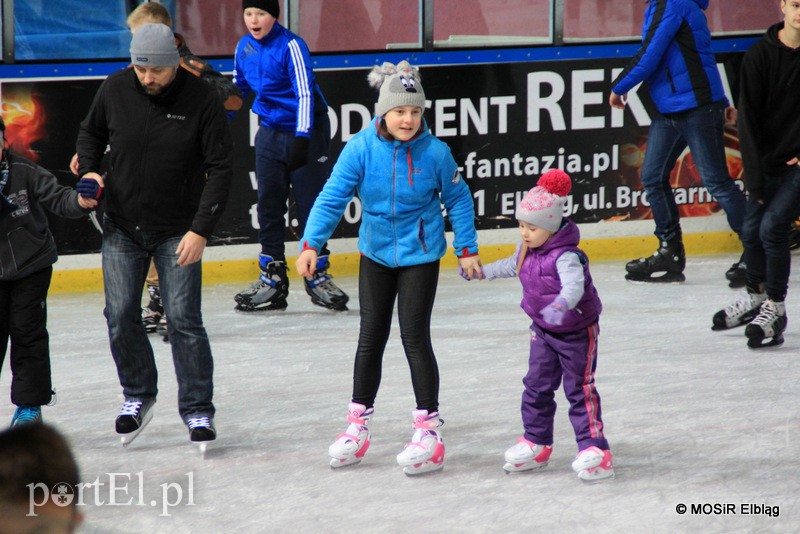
xmin=367 ymin=61 xmax=426 ymax=118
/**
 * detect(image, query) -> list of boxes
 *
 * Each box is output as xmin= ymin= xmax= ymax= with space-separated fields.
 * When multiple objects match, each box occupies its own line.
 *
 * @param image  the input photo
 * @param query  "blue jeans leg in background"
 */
xmin=641 ymin=101 xmax=745 ymax=242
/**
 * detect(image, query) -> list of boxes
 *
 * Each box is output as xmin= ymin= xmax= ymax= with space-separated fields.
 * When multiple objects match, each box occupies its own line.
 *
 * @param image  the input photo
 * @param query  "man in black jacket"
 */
xmin=711 ymin=0 xmax=800 ymax=349
xmin=76 ymin=23 xmax=233 ymax=448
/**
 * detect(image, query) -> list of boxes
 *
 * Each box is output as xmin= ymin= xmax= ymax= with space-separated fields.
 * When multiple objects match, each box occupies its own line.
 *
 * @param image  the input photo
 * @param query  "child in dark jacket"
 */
xmin=463 ymin=169 xmax=614 ymax=482
xmin=0 ymin=116 xmax=95 ymax=426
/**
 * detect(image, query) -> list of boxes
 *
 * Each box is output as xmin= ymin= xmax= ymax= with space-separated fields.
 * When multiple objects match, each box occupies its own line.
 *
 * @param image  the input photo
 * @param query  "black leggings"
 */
xmin=352 ymin=256 xmax=440 ymax=412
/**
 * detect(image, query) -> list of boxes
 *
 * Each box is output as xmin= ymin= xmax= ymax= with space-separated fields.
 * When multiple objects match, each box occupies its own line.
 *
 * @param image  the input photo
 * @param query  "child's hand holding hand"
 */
xmin=541 ymin=296 xmax=568 ymax=326
xmin=296 ymin=248 xmax=318 ymax=278
xmin=457 ymin=255 xmax=483 ymax=280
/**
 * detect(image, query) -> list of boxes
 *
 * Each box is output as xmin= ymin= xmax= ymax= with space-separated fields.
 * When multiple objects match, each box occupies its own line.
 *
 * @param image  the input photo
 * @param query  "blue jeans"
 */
xmin=641 ymin=100 xmax=745 ymax=242
xmin=254 ymin=114 xmax=332 ymax=260
xmin=741 ymin=167 xmax=800 ymax=301
xmin=101 ymin=219 xmax=214 ymax=422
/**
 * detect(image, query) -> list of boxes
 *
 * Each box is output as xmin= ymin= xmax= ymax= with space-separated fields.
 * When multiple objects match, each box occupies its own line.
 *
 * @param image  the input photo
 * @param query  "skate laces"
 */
xmin=187 ymin=416 xmax=211 ymax=429
xmin=750 ymin=300 xmax=784 ymax=329
xmin=119 ymin=401 xmax=143 ymax=417
xmin=12 ymin=406 xmax=42 ymax=426
xmin=726 ymin=291 xmax=765 ymax=316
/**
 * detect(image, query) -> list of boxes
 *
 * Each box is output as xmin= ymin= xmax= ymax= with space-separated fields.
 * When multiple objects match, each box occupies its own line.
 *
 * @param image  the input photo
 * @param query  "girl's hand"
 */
xmin=458 ymin=255 xmax=483 ymax=280
xmin=296 ymin=249 xmax=318 ymax=278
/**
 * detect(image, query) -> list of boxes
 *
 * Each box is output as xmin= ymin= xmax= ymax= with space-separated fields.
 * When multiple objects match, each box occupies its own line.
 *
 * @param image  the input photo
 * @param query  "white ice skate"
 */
xmin=745 ymin=299 xmax=787 ymax=349
xmin=396 ymin=409 xmax=445 ymax=476
xmin=712 ymin=289 xmax=766 ymax=331
xmin=329 ymin=403 xmax=373 ymax=468
xmin=572 ymin=446 xmax=615 ymax=482
xmin=503 ymin=437 xmax=553 ymax=473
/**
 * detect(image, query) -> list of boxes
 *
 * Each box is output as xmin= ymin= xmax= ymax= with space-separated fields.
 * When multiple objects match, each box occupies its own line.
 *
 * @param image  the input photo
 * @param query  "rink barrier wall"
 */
xmin=49 ymin=229 xmax=741 ymax=294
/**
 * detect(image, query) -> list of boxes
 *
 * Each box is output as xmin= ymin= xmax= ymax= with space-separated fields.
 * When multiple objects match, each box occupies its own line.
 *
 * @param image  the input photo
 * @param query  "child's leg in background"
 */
xmin=557 ymin=322 xmax=609 ymax=451
xmin=7 ymin=266 xmax=54 ymax=406
xmin=520 ymin=323 xmax=564 ymax=446
xmin=146 ymin=259 xmax=159 ymax=287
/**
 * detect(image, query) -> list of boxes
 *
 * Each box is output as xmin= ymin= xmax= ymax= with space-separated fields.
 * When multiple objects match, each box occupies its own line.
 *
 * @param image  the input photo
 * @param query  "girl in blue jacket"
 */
xmin=296 ymin=61 xmax=482 ymax=476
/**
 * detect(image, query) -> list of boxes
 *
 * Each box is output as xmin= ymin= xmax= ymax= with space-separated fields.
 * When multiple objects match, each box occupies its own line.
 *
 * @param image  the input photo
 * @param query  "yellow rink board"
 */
xmin=49 ymin=230 xmax=741 ymax=294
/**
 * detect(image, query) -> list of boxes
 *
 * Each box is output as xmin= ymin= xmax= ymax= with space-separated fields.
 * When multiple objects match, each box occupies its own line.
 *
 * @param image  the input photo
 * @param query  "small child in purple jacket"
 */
xmin=463 ymin=169 xmax=614 ymax=482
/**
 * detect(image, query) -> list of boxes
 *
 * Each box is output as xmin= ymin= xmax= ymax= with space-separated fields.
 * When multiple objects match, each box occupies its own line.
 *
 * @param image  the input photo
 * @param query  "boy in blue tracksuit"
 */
xmin=232 ymin=0 xmax=349 ymax=312
xmin=296 ymin=61 xmax=482 ymax=476
xmin=609 ymin=0 xmax=746 ymax=285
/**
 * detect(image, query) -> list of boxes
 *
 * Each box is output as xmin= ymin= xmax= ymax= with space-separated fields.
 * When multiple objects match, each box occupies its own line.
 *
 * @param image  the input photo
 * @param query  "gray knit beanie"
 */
xmin=130 ymin=23 xmax=179 ymax=67
xmin=367 ymin=61 xmax=426 ymax=118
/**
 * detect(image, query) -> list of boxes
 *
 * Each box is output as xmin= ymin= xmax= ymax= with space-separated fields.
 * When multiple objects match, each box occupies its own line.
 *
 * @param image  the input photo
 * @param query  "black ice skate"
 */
xmin=187 ymin=416 xmax=216 ymax=456
xmin=625 ymin=238 xmax=685 ymax=283
xmin=744 ymin=299 xmax=786 ymax=349
xmin=116 ymin=399 xmax=155 ymax=447
xmin=712 ymin=287 xmax=765 ymax=331
xmin=142 ymin=284 xmax=163 ymax=333
xmin=234 ymin=254 xmax=289 ymax=311
xmin=304 ymin=255 xmax=349 ymax=311
xmin=725 ymin=257 xmax=747 ymax=289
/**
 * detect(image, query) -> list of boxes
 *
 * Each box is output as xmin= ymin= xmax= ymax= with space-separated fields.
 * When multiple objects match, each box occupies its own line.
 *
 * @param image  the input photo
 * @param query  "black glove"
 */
xmin=287 ymin=136 xmax=310 ymax=171
xmin=76 ymin=177 xmax=103 ymax=200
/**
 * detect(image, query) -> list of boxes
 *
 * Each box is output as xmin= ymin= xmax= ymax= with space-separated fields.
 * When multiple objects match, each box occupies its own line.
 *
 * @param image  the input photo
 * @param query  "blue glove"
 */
xmin=287 ymin=136 xmax=310 ymax=171
xmin=76 ymin=177 xmax=103 ymax=200
xmin=458 ymin=266 xmax=472 ymax=281
xmin=541 ymin=296 xmax=569 ymax=326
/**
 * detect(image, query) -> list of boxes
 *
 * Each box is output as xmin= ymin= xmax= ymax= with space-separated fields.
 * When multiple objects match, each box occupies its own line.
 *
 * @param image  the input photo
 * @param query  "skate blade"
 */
xmin=329 ymin=456 xmax=363 ymax=469
xmin=625 ymin=272 xmax=685 ymax=283
xmin=503 ymin=461 xmax=548 ymax=474
xmin=194 ymin=441 xmax=212 ymax=458
xmin=234 ymin=301 xmax=288 ymax=312
xmin=747 ymin=334 xmax=784 ymax=349
xmin=403 ymin=461 xmax=444 ymax=476
xmin=119 ymin=410 xmax=154 ymax=448
xmin=308 ymin=297 xmax=349 ymax=312
xmin=577 ymin=468 xmax=616 ymax=483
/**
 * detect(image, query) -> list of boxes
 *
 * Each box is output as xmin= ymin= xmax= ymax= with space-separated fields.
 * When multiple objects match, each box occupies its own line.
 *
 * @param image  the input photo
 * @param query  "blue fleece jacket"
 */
xmin=301 ymin=119 xmax=479 ymax=268
xmin=612 ymin=0 xmax=727 ymax=114
xmin=233 ymin=23 xmax=327 ymax=136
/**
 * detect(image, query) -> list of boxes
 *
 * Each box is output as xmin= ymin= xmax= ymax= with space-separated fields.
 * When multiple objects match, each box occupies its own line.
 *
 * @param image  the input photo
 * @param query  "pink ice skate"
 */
xmin=503 ymin=437 xmax=553 ymax=473
xmin=572 ymin=446 xmax=615 ymax=482
xmin=328 ymin=403 xmax=373 ymax=469
xmin=396 ymin=409 xmax=445 ymax=476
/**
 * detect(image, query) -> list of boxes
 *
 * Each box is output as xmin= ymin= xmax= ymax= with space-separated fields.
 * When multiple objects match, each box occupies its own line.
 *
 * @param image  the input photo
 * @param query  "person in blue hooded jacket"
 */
xmin=296 ymin=61 xmax=482 ymax=476
xmin=610 ymin=0 xmax=746 ymax=286
xmin=232 ymin=0 xmax=349 ymax=313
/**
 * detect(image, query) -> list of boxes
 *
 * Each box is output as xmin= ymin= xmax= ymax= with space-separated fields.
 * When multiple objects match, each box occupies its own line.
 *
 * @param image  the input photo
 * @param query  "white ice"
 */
xmin=2 ymin=253 xmax=799 ymax=533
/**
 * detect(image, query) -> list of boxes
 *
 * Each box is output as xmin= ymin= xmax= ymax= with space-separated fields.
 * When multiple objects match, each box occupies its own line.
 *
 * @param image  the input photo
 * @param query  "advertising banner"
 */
xmin=0 ymin=53 xmax=743 ymax=255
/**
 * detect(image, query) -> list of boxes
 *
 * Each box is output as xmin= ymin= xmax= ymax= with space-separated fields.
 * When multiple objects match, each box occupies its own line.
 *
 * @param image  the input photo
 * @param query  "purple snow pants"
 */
xmin=520 ymin=321 xmax=609 ymax=452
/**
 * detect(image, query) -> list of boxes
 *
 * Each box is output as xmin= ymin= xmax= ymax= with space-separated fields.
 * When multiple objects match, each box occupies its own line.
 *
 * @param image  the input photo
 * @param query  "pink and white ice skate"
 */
xmin=396 ymin=409 xmax=445 ymax=476
xmin=572 ymin=446 xmax=615 ymax=482
xmin=328 ymin=402 xmax=373 ymax=469
xmin=503 ymin=437 xmax=553 ymax=473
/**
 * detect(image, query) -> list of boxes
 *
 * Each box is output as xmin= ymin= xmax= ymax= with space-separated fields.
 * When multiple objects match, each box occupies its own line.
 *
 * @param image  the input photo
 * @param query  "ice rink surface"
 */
xmin=2 ymin=253 xmax=798 ymax=533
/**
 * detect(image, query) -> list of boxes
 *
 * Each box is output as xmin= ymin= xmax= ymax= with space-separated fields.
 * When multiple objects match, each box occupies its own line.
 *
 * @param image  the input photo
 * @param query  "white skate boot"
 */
xmin=329 ymin=403 xmax=373 ymax=468
xmin=396 ymin=409 xmax=445 ymax=476
xmin=572 ymin=446 xmax=615 ymax=482
xmin=503 ymin=437 xmax=553 ymax=473
xmin=712 ymin=288 xmax=766 ymax=330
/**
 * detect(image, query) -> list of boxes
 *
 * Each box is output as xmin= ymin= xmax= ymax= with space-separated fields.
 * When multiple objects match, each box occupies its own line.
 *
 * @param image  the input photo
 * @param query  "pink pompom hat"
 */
xmin=515 ymin=169 xmax=573 ymax=232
